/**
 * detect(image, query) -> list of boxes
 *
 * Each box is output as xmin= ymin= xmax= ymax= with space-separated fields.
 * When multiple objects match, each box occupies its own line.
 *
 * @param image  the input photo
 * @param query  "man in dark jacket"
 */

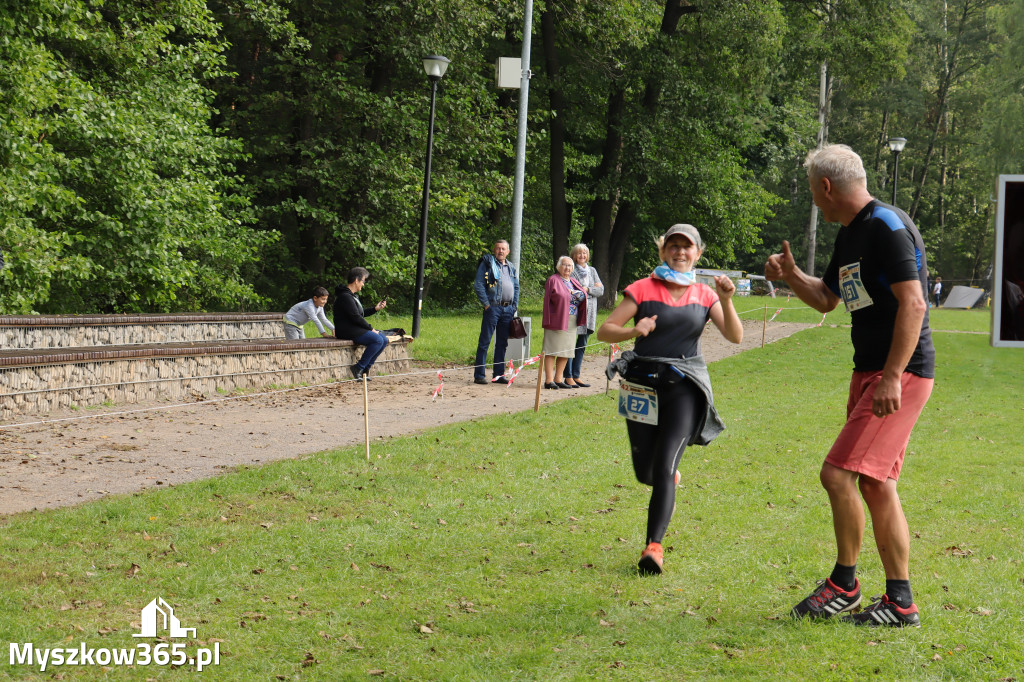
xmin=472 ymin=240 xmax=520 ymax=385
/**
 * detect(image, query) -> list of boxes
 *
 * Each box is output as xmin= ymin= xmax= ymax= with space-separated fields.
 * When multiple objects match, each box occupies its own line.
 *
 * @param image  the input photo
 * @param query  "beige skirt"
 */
xmin=542 ymin=314 xmax=577 ymax=357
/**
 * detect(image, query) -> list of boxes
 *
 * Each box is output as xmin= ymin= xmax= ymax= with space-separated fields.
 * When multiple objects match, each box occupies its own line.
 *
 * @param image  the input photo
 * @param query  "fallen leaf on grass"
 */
xmin=301 ymin=652 xmax=318 ymax=667
xmin=368 ymin=670 xmax=386 ymax=677
xmin=419 ymin=624 xmax=434 ymax=634
xmin=125 ymin=563 xmax=140 ymax=578
xmin=970 ymin=607 xmax=994 ymax=616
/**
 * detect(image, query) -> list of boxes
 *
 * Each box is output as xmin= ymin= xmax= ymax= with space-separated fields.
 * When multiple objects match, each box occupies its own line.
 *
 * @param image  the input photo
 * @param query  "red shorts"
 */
xmin=824 ymin=371 xmax=933 ymax=482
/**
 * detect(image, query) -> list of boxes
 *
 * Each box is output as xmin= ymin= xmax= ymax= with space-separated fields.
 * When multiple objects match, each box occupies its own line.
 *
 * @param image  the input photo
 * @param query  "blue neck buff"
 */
xmin=652 ymin=262 xmax=696 ymax=286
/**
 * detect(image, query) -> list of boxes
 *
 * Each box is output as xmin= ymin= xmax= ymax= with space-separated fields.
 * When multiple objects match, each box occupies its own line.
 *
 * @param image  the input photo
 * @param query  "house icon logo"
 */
xmin=132 ymin=597 xmax=197 ymax=638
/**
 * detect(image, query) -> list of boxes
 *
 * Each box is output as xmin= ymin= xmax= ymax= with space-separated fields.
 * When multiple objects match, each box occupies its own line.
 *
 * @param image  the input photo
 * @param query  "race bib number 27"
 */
xmin=618 ymin=380 xmax=658 ymax=425
xmin=838 ymin=262 xmax=874 ymax=312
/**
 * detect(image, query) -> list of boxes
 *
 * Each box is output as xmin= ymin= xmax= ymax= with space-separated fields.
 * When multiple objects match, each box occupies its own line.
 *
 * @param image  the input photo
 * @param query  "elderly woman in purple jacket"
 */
xmin=542 ymin=256 xmax=588 ymax=389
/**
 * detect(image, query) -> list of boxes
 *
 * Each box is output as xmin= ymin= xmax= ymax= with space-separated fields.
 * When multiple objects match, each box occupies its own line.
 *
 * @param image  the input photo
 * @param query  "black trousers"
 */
xmin=625 ymin=375 xmax=705 ymax=544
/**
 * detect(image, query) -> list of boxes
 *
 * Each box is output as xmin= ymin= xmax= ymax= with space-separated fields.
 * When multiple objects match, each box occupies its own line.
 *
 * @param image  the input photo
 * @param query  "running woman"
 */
xmin=598 ymin=224 xmax=742 ymax=575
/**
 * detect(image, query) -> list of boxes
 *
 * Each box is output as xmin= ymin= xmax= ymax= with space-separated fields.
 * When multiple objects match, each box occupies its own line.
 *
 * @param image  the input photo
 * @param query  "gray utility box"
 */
xmin=505 ymin=316 xmax=531 ymax=364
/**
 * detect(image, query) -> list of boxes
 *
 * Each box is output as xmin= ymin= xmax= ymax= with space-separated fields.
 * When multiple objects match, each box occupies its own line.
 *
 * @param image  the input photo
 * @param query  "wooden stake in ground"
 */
xmin=762 ymin=303 xmax=768 ymax=349
xmin=534 ymin=354 xmax=545 ymax=413
xmin=362 ymin=373 xmax=370 ymax=461
xmin=605 ymin=344 xmax=613 ymax=396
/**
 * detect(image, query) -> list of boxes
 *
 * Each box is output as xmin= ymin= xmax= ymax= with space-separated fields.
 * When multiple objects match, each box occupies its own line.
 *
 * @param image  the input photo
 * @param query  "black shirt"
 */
xmin=822 ymin=200 xmax=935 ymax=378
xmin=333 ymin=287 xmax=376 ymax=340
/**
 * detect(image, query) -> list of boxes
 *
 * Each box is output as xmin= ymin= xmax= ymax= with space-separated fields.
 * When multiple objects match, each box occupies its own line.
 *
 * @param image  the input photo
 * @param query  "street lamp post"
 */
xmin=888 ymin=136 xmax=907 ymax=206
xmin=412 ymin=55 xmax=450 ymax=338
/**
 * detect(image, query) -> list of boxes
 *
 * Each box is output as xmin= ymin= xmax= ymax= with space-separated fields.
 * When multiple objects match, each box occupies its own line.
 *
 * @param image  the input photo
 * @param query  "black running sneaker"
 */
xmin=791 ymin=578 xmax=862 ymax=619
xmin=841 ymin=594 xmax=921 ymax=627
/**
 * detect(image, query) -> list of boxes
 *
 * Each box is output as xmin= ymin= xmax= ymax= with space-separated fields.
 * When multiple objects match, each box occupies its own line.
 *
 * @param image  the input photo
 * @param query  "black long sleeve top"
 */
xmin=333 ymin=286 xmax=377 ymax=340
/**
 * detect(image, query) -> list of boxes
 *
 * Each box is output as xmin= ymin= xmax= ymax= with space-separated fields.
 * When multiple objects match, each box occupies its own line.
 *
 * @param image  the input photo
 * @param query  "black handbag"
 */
xmin=508 ymin=316 xmax=527 ymax=340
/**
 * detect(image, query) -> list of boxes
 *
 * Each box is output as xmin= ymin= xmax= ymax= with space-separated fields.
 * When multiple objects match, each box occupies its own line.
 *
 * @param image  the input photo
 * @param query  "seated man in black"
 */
xmin=335 ymin=267 xmax=389 ymax=380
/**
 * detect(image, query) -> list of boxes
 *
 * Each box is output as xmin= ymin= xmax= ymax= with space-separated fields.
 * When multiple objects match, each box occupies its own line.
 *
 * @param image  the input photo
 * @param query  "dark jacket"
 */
xmin=473 ymin=254 xmax=519 ymax=308
xmin=333 ymin=286 xmax=376 ymax=340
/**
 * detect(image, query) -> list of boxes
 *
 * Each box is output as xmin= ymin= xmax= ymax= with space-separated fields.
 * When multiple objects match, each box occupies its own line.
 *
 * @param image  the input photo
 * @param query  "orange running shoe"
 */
xmin=638 ymin=542 xmax=664 ymax=575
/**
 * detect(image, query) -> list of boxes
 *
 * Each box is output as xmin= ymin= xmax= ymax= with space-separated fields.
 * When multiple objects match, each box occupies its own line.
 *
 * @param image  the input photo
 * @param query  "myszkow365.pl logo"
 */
xmin=9 ymin=597 xmax=221 ymax=673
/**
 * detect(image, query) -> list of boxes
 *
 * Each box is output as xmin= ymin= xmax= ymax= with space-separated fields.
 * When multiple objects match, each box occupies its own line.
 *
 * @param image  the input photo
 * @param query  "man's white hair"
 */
xmin=805 ymin=144 xmax=867 ymax=191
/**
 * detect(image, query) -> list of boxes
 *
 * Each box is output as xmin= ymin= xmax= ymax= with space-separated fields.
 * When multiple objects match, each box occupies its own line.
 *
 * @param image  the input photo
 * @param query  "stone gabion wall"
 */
xmin=0 ymin=341 xmax=410 ymax=419
xmin=0 ymin=321 xmax=285 ymax=350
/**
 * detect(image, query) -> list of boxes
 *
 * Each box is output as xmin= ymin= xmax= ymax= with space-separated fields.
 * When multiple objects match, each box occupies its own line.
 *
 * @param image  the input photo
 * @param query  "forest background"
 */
xmin=2 ymin=0 xmax=1023 ymax=315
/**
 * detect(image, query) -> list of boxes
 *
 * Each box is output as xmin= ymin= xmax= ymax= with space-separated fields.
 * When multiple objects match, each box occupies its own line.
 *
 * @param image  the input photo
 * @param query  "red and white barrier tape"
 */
xmin=506 ymin=354 xmax=541 ymax=386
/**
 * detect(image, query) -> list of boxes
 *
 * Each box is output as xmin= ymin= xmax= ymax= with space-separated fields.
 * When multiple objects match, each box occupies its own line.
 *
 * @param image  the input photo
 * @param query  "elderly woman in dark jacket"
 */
xmin=541 ymin=256 xmax=588 ymax=389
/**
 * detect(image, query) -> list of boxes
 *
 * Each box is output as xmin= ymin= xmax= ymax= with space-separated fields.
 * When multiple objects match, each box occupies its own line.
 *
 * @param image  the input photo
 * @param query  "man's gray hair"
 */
xmin=804 ymin=144 xmax=867 ymax=191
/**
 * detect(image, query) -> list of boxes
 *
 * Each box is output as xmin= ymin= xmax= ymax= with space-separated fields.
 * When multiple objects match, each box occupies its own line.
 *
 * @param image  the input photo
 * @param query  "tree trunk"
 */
xmin=806 ymin=57 xmax=831 ymax=276
xmin=541 ymin=9 xmax=570 ymax=264
xmin=910 ymin=0 xmax=970 ymax=221
xmin=587 ymin=0 xmax=696 ymax=307
xmin=590 ymin=84 xmax=626 ymax=309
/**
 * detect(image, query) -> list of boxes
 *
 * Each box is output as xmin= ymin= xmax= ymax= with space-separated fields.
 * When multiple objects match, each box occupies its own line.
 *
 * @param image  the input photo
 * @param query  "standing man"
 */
xmin=765 ymin=144 xmax=935 ymax=628
xmin=473 ymin=239 xmax=520 ymax=385
xmin=932 ymin=276 xmax=942 ymax=308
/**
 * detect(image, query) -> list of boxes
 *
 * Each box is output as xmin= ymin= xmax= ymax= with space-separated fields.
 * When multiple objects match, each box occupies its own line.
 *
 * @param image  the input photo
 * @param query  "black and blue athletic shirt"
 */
xmin=822 ymin=200 xmax=936 ymax=378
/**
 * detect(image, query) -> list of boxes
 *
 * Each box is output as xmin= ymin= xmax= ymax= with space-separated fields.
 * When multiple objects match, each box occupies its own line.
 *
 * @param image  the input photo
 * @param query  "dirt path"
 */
xmin=0 ymin=320 xmax=808 ymax=515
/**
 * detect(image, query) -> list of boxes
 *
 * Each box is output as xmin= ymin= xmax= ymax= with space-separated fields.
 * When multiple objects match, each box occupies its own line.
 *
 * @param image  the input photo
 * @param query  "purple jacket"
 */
xmin=542 ymin=274 xmax=588 ymax=331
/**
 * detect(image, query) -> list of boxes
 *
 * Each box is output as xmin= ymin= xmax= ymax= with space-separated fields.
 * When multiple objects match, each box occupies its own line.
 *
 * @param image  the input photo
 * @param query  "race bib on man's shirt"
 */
xmin=838 ymin=262 xmax=874 ymax=312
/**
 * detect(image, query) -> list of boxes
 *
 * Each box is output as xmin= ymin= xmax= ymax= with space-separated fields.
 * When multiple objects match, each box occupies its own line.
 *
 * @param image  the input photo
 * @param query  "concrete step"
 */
xmin=0 ymin=330 xmax=411 ymax=420
xmin=0 ymin=313 xmax=288 ymax=350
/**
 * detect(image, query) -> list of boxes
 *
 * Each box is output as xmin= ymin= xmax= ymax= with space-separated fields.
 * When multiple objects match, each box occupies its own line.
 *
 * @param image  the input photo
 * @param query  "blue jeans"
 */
xmin=352 ymin=330 xmax=389 ymax=372
xmin=563 ymin=330 xmax=590 ymax=379
xmin=474 ymin=304 xmax=514 ymax=380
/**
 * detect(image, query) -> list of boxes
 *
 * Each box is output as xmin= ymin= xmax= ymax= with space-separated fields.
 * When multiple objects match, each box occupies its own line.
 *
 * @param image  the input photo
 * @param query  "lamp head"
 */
xmin=423 ymin=55 xmax=450 ymax=80
xmin=888 ymin=137 xmax=907 ymax=153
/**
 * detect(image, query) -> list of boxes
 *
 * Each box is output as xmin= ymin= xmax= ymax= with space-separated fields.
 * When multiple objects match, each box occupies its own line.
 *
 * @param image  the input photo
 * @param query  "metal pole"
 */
xmin=891 ymin=150 xmax=900 ymax=206
xmin=412 ymin=77 xmax=440 ymax=338
xmin=509 ymin=0 xmax=534 ymax=276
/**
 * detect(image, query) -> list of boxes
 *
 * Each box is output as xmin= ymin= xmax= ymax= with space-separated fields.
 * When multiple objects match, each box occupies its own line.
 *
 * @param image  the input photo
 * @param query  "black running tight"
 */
xmin=625 ymin=377 xmax=705 ymax=544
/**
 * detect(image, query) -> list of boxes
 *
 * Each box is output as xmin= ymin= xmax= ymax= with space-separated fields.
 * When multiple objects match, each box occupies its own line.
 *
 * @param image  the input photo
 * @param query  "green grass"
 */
xmin=343 ymin=301 xmax=622 ymax=367
xmin=4 ymin=310 xmax=1020 ymax=680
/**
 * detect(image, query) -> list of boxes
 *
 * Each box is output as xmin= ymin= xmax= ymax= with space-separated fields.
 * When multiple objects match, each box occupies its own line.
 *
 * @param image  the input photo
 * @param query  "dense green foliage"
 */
xmin=2 ymin=0 xmax=1022 ymax=313
xmin=0 ymin=0 xmax=271 ymax=313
